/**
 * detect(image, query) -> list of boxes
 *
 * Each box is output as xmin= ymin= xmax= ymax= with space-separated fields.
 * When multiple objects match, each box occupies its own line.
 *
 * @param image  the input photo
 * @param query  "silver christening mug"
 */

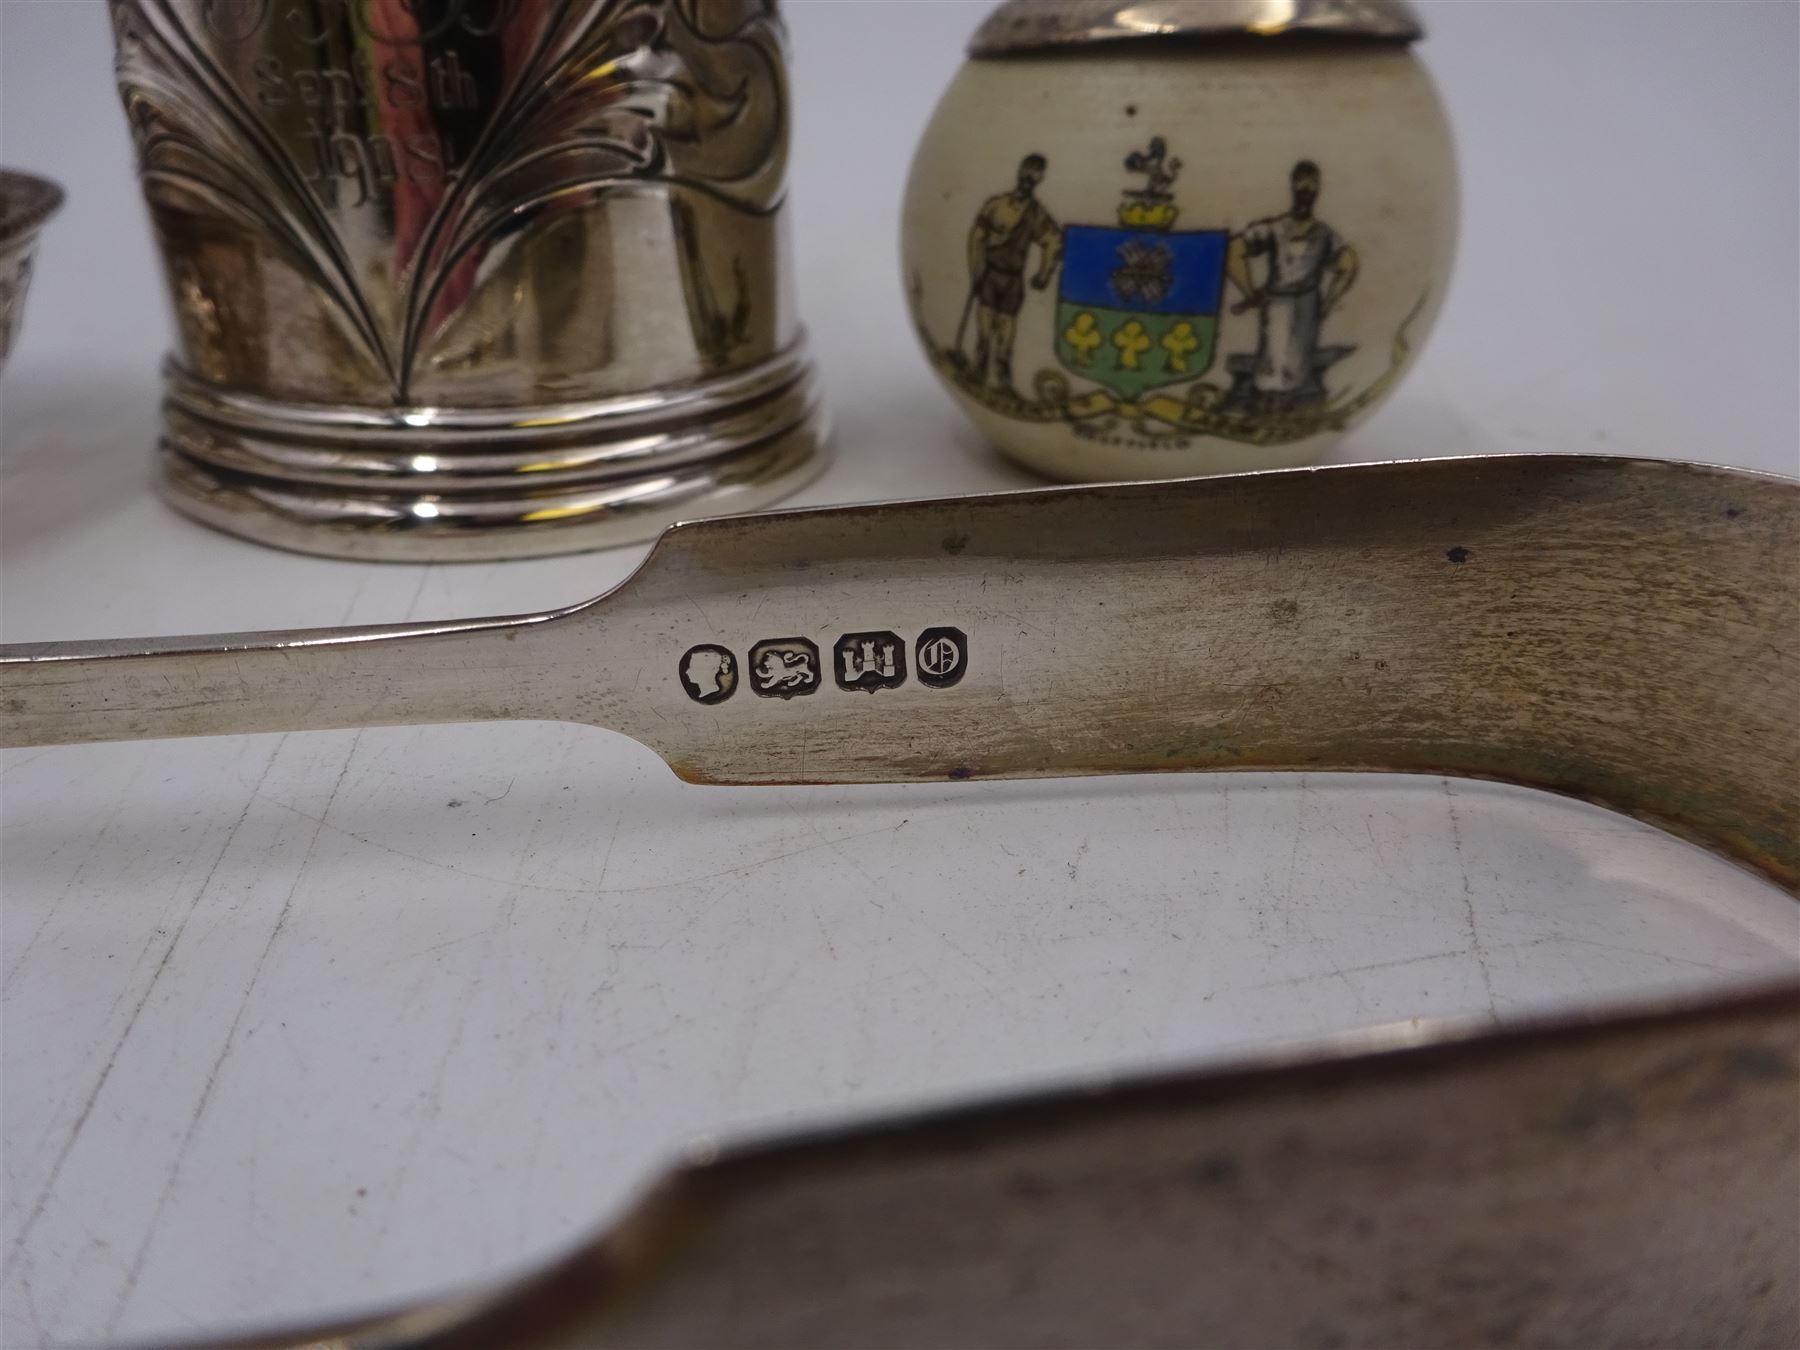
xmin=110 ymin=0 xmax=827 ymax=560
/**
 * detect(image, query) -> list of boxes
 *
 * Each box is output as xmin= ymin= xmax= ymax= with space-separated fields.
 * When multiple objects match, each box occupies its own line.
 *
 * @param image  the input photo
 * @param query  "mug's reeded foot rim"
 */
xmin=154 ymin=348 xmax=831 ymax=562
xmin=158 ymin=417 xmax=831 ymax=562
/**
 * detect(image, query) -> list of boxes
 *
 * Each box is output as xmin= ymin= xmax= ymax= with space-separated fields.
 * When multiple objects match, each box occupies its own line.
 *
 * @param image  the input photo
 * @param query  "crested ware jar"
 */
xmin=902 ymin=0 xmax=1458 ymax=482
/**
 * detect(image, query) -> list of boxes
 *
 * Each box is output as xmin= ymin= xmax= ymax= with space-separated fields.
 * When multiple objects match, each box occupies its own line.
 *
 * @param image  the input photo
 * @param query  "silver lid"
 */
xmin=969 ymin=0 xmax=1424 ymax=58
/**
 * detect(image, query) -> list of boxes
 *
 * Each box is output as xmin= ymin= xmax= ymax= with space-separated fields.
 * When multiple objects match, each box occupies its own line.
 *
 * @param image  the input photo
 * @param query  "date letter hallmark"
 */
xmin=915 ymin=627 xmax=968 ymax=689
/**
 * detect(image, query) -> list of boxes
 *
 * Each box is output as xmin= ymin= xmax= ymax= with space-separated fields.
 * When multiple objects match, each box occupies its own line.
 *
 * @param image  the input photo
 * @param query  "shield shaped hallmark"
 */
xmin=1054 ymin=225 xmax=1228 ymax=401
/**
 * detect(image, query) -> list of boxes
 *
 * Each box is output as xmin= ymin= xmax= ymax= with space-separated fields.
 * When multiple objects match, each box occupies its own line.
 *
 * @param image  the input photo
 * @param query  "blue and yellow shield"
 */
xmin=1055 ymin=226 xmax=1228 ymax=400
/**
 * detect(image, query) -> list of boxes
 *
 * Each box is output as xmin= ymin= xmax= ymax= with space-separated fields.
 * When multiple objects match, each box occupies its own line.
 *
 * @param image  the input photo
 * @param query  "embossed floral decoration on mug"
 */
xmin=111 ymin=0 xmax=827 ymax=560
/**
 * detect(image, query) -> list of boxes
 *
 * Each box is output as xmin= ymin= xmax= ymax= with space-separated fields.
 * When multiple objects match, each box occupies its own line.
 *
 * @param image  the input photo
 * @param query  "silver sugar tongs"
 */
xmin=3 ymin=454 xmax=1796 ymax=1348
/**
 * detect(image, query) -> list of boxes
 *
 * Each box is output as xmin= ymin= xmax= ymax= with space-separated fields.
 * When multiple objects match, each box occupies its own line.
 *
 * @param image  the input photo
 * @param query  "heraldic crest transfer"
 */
xmin=915 ymin=140 xmax=1428 ymax=448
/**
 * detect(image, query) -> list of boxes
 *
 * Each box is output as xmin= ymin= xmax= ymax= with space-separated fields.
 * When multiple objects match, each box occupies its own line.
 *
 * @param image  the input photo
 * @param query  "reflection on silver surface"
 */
xmin=110 ymin=0 xmax=826 ymax=559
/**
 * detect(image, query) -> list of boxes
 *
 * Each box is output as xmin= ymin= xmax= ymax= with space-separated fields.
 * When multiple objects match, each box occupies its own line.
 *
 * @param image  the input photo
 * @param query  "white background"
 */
xmin=2 ymin=1 xmax=1797 ymax=1344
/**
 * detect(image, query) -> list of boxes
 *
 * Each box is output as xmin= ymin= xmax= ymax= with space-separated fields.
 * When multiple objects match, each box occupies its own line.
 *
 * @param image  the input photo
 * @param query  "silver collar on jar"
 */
xmin=967 ymin=0 xmax=1424 ymax=56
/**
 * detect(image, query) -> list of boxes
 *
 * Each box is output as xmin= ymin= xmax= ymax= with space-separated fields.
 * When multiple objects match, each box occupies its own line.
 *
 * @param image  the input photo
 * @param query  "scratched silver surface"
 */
xmin=4 ymin=458 xmax=1796 ymax=892
xmin=5 ymin=452 xmax=1798 ymax=1341
xmin=3 ymin=447 xmax=1795 ymax=1339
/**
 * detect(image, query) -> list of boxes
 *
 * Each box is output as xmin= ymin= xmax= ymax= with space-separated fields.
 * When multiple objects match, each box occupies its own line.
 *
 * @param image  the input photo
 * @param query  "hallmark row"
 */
xmin=679 ymin=628 xmax=968 ymax=705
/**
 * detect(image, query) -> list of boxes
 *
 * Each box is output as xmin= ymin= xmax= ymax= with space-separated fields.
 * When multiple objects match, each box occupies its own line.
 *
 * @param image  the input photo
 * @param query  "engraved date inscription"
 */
xmin=252 ymin=50 xmax=482 ymax=199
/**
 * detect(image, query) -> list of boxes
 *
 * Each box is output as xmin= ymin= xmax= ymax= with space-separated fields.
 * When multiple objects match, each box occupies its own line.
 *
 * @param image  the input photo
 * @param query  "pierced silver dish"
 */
xmin=0 ymin=168 xmax=64 ymax=370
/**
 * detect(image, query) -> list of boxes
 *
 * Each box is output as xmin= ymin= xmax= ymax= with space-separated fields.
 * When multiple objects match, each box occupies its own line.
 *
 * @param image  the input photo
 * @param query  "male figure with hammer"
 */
xmin=1226 ymin=160 xmax=1360 ymax=412
xmin=962 ymin=154 xmax=1064 ymax=393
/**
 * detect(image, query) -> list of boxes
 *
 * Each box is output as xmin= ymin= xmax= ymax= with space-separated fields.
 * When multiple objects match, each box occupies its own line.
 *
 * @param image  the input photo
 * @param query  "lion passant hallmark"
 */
xmin=903 ymin=0 xmax=1458 ymax=483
